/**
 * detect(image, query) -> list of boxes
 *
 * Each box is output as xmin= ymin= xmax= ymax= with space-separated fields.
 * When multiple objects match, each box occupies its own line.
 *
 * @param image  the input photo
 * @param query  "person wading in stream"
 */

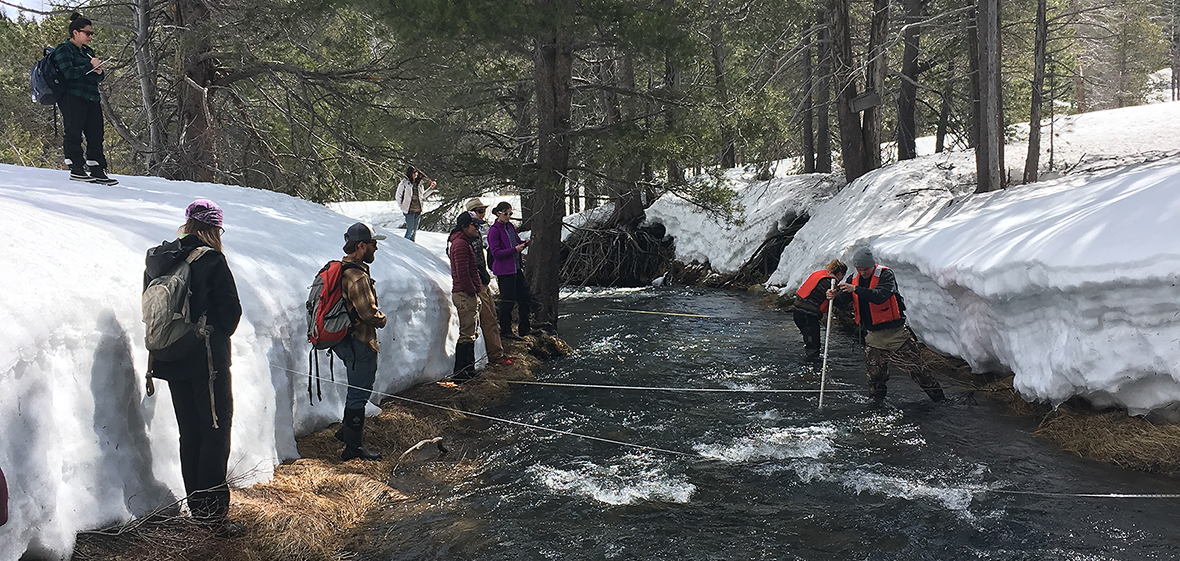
xmin=334 ymin=223 xmax=388 ymax=460
xmin=828 ymin=247 xmax=945 ymax=402
xmin=794 ymin=259 xmax=847 ymax=359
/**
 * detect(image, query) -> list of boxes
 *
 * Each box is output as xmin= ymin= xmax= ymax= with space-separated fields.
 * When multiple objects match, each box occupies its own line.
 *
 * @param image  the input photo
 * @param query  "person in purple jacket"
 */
xmin=486 ymin=201 xmax=533 ymax=339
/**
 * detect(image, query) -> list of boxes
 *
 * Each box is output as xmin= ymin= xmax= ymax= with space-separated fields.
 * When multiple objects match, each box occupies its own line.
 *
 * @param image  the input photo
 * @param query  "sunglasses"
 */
xmin=79 ymin=29 xmax=94 ymax=36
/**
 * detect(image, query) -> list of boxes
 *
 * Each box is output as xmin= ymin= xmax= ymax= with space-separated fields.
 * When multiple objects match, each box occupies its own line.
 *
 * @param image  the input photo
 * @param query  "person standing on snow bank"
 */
xmin=144 ymin=199 xmax=242 ymax=536
xmin=395 ymin=166 xmax=435 ymax=241
xmin=54 ymin=13 xmax=117 ymax=185
xmin=487 ymin=201 xmax=533 ymax=339
xmin=794 ymin=259 xmax=846 ymax=359
xmin=828 ymin=247 xmax=944 ymax=402
xmin=334 ymin=222 xmax=388 ymax=461
xmin=449 ymin=211 xmax=483 ymax=380
xmin=464 ymin=198 xmax=512 ymax=366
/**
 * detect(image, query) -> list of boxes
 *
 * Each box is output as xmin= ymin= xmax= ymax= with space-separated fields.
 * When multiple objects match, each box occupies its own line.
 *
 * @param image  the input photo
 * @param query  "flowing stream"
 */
xmin=367 ymin=287 xmax=1180 ymax=560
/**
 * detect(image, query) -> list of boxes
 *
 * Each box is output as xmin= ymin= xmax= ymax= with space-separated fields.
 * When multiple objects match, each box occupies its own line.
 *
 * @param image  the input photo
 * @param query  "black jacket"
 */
xmin=144 ymin=235 xmax=242 ymax=378
xmin=833 ymin=267 xmax=906 ymax=331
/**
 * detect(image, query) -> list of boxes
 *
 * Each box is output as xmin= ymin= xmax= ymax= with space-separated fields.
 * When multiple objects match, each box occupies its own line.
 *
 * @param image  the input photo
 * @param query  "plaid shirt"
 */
xmin=52 ymin=41 xmax=104 ymax=102
xmin=341 ymin=257 xmax=386 ymax=352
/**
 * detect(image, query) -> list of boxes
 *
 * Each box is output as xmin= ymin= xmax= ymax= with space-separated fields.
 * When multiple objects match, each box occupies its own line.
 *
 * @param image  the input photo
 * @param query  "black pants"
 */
xmin=793 ymin=308 xmax=822 ymax=354
xmin=496 ymin=272 xmax=532 ymax=336
xmin=168 ymin=368 xmax=233 ymax=520
xmin=58 ymin=93 xmax=106 ymax=169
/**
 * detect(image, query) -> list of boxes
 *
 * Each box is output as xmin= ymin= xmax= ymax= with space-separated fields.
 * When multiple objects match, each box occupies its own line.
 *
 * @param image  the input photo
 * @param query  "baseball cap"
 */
xmin=345 ymin=222 xmax=386 ymax=243
xmin=456 ymin=212 xmax=477 ymax=229
xmin=464 ymin=198 xmax=488 ymax=211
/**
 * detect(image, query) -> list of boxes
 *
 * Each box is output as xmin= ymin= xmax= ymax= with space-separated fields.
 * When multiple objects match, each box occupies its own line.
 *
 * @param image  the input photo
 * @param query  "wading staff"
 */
xmin=818 ymin=294 xmax=834 ymax=410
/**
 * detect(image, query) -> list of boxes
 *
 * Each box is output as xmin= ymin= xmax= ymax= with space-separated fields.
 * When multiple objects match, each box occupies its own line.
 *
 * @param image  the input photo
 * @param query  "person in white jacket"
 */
xmin=395 ymin=166 xmax=436 ymax=241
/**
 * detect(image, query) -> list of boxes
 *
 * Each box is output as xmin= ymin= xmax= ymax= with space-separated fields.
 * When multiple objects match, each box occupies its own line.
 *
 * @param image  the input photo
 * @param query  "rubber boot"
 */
xmin=340 ymin=407 xmax=382 ymax=461
xmin=452 ymin=341 xmax=476 ymax=381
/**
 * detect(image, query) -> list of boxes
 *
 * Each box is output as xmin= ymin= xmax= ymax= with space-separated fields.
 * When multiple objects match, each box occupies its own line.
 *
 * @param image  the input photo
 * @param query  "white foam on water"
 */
xmin=528 ymin=454 xmax=696 ymax=506
xmin=559 ymin=286 xmax=652 ymax=300
xmin=842 ymin=469 xmax=978 ymax=515
xmin=693 ymin=425 xmax=837 ymax=462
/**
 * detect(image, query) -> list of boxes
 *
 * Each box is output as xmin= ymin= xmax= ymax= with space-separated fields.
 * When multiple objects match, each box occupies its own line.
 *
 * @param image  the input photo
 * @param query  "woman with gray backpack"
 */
xmin=142 ymin=199 xmax=242 ymax=536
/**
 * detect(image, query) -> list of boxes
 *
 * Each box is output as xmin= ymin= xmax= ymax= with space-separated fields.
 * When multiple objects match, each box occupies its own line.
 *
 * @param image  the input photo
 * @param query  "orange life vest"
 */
xmin=795 ymin=270 xmax=836 ymax=313
xmin=849 ymin=265 xmax=902 ymax=327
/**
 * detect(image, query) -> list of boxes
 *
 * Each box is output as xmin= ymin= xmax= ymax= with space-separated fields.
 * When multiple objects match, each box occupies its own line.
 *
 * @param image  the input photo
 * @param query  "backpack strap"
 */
xmin=187 ymin=245 xmax=213 ymax=263
xmin=187 ymin=245 xmax=218 ymax=429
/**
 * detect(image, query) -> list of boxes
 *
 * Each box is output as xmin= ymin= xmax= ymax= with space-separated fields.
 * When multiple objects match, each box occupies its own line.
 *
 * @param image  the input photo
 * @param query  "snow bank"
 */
xmin=644 ymin=169 xmax=843 ymax=274
xmin=0 ymin=164 xmax=456 ymax=559
xmin=875 ymin=159 xmax=1180 ymax=414
xmin=767 ymin=152 xmax=977 ymax=289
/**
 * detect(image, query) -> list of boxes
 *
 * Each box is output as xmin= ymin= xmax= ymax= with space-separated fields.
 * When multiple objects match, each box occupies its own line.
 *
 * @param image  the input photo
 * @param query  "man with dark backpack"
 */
xmin=52 ymin=13 xmax=116 ymax=185
xmin=328 ymin=222 xmax=387 ymax=461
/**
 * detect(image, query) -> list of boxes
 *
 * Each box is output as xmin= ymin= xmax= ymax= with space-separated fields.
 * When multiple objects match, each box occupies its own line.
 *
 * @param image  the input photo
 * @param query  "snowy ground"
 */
xmin=0 ymin=167 xmax=457 ymax=559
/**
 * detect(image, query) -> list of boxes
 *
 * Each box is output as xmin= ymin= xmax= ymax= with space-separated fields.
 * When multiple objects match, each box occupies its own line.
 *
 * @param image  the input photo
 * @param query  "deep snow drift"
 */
xmin=0 ymin=166 xmax=457 ymax=559
xmin=641 ymin=100 xmax=1180 ymax=418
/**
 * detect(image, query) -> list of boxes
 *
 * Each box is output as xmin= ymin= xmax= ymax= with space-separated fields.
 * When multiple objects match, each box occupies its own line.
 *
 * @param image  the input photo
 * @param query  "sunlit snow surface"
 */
xmin=0 ymin=166 xmax=457 ymax=558
xmin=644 ymin=101 xmax=1180 ymax=417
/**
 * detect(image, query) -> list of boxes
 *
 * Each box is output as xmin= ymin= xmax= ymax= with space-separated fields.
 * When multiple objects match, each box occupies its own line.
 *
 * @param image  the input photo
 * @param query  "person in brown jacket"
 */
xmin=449 ymin=212 xmax=482 ymax=380
xmin=334 ymin=222 xmax=388 ymax=460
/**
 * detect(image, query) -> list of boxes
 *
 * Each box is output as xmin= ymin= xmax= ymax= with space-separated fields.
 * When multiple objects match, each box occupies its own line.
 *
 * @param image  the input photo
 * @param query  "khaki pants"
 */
xmin=453 ymin=293 xmax=479 ymax=344
xmin=477 ymin=284 xmax=504 ymax=360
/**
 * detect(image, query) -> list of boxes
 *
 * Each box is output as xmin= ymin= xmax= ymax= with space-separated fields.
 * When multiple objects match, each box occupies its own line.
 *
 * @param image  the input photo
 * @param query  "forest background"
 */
xmin=1 ymin=0 xmax=1177 ymax=329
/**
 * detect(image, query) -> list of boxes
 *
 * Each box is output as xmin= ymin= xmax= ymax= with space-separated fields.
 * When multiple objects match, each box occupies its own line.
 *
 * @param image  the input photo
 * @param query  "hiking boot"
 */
xmin=502 ymin=332 xmax=523 ymax=341
xmin=88 ymin=167 xmax=119 ymax=185
xmin=490 ymin=356 xmax=514 ymax=366
xmin=340 ymin=408 xmax=382 ymax=461
xmin=451 ymin=341 xmax=477 ymax=380
xmin=342 ymin=445 xmax=383 ymax=461
xmin=69 ymin=166 xmax=93 ymax=182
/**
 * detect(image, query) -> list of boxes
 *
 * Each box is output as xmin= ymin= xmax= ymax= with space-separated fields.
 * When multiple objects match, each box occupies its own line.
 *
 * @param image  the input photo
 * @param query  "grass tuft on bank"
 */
xmin=72 ymin=334 xmax=570 ymax=561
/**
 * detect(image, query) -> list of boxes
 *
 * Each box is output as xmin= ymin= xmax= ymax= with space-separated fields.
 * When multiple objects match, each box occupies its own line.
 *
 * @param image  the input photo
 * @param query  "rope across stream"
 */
xmin=277 ymin=364 xmax=1180 ymax=501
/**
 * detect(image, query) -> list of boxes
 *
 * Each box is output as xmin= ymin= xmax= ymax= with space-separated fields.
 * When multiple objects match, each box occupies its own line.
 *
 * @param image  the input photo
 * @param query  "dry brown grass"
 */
xmin=919 ymin=348 xmax=1180 ymax=474
xmin=1035 ymin=406 xmax=1180 ymax=474
xmin=73 ymin=335 xmax=569 ymax=561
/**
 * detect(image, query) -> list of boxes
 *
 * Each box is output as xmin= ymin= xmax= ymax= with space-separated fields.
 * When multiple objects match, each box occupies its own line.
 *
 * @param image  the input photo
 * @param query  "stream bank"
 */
xmin=70 ymin=335 xmax=570 ymax=561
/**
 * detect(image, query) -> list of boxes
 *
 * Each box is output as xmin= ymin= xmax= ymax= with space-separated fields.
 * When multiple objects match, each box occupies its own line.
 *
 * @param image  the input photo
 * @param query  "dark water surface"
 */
xmin=368 ymin=287 xmax=1180 ymax=560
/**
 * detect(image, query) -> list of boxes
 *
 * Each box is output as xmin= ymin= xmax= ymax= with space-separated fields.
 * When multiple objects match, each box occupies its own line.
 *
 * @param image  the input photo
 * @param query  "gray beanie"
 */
xmin=852 ymin=247 xmax=875 ymax=268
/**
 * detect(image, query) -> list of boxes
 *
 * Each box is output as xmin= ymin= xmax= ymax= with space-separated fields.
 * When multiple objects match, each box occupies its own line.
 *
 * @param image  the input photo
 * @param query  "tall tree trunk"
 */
xmin=815 ymin=8 xmax=833 ymax=173
xmin=611 ymin=51 xmax=645 ymax=228
xmin=975 ymin=0 xmax=1005 ymax=193
xmin=862 ymin=0 xmax=889 ymax=169
xmin=135 ymin=0 xmax=162 ymax=172
xmin=935 ymin=61 xmax=955 ymax=153
xmin=664 ymin=52 xmax=684 ymax=184
xmin=1024 ymin=0 xmax=1048 ymax=184
xmin=530 ymin=0 xmax=574 ymax=331
xmin=1071 ymin=0 xmax=1087 ymax=113
xmin=831 ymin=0 xmax=868 ymax=181
xmin=965 ymin=0 xmax=980 ymax=149
xmin=897 ymin=0 xmax=924 ymax=161
xmin=174 ymin=0 xmax=216 ymax=182
xmin=710 ymin=19 xmax=736 ymax=168
xmin=802 ymin=22 xmax=816 ymax=173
